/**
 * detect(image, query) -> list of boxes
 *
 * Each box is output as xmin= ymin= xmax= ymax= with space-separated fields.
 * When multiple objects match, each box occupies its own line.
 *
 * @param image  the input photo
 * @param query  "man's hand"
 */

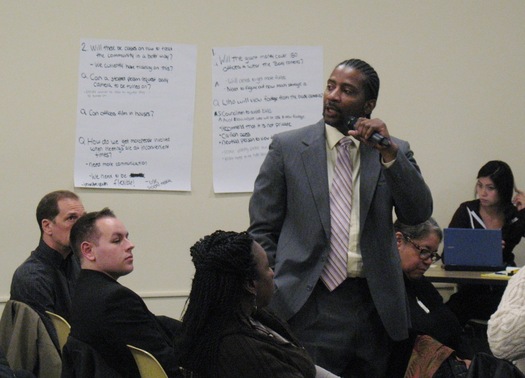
xmin=348 ymin=118 xmax=398 ymax=162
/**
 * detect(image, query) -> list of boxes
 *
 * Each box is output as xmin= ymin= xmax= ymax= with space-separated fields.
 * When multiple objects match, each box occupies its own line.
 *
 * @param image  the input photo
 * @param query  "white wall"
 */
xmin=1 ymin=1 xmax=524 ymax=319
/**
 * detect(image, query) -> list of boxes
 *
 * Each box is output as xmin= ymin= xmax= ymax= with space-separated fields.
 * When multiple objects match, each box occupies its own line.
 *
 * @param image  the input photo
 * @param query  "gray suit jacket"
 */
xmin=248 ymin=119 xmax=433 ymax=341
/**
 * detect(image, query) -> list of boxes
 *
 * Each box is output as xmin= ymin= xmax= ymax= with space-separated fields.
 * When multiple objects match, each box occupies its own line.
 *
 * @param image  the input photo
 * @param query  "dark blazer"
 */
xmin=68 ymin=269 xmax=180 ymax=377
xmin=61 ymin=335 xmax=122 ymax=378
xmin=248 ymin=120 xmax=433 ymax=340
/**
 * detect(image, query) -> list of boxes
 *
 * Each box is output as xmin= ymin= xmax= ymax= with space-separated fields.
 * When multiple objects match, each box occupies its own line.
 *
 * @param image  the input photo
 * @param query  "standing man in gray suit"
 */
xmin=248 ymin=59 xmax=433 ymax=377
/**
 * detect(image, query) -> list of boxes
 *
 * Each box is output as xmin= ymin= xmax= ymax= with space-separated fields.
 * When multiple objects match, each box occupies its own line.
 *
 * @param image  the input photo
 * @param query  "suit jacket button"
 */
xmin=307 ymin=285 xmax=313 ymax=291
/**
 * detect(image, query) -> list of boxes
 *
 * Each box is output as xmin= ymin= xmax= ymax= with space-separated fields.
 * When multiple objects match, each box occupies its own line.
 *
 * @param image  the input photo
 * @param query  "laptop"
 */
xmin=443 ymin=228 xmax=505 ymax=271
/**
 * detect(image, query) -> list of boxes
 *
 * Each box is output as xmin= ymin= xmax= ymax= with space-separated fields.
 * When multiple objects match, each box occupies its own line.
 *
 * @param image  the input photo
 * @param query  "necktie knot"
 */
xmin=338 ymin=137 xmax=353 ymax=148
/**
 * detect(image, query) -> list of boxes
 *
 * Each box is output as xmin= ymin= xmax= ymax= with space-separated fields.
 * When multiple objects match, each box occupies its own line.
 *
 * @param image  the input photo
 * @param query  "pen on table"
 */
xmin=494 ymin=269 xmax=519 ymax=276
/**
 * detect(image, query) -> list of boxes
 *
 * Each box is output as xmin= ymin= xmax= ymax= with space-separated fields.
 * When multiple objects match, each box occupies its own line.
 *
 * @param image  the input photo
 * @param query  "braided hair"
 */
xmin=178 ymin=230 xmax=257 ymax=376
xmin=337 ymin=58 xmax=380 ymax=102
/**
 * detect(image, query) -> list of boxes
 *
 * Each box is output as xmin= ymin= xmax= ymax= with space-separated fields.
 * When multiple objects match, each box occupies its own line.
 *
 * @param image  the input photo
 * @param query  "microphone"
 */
xmin=346 ymin=116 xmax=391 ymax=147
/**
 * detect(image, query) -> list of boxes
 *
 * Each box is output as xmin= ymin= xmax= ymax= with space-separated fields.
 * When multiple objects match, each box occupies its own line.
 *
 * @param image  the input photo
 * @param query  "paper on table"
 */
xmin=481 ymin=267 xmax=520 ymax=279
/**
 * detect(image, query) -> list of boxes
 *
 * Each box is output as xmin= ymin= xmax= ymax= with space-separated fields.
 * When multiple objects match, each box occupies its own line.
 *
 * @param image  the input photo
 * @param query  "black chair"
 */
xmin=467 ymin=352 xmax=525 ymax=378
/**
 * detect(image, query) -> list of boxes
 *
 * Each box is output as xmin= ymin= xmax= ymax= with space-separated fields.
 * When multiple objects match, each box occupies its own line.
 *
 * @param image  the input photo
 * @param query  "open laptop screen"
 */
xmin=443 ymin=228 xmax=504 ymax=271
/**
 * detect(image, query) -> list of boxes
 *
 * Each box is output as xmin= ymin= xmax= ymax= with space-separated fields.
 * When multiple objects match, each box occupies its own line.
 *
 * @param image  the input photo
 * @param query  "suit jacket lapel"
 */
xmin=359 ymin=144 xmax=381 ymax=227
xmin=300 ymin=122 xmax=331 ymax=239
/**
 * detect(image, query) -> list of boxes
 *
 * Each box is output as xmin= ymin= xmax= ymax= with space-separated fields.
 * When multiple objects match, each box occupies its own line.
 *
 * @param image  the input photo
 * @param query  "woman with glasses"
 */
xmin=394 ymin=218 xmax=463 ymax=353
xmin=394 ymin=218 xmax=473 ymax=377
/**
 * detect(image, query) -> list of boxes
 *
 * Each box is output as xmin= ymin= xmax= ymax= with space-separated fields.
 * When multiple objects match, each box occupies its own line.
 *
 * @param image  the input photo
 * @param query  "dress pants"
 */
xmin=288 ymin=278 xmax=396 ymax=378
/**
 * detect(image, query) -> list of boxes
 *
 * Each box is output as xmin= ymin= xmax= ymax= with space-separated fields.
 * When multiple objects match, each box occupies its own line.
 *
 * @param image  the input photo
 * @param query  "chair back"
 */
xmin=45 ymin=311 xmax=71 ymax=351
xmin=127 ymin=344 xmax=168 ymax=378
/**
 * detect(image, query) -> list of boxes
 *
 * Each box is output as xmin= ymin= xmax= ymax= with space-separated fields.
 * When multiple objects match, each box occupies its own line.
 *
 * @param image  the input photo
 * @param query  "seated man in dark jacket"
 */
xmin=10 ymin=190 xmax=85 ymax=347
xmin=66 ymin=208 xmax=181 ymax=377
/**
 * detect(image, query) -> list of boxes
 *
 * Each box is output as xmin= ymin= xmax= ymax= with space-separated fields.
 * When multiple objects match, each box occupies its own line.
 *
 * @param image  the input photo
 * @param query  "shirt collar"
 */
xmin=35 ymin=238 xmax=72 ymax=267
xmin=325 ymin=123 xmax=360 ymax=150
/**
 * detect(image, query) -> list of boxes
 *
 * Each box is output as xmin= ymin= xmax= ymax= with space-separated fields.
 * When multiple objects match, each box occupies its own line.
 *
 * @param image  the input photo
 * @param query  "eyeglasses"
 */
xmin=403 ymin=234 xmax=441 ymax=262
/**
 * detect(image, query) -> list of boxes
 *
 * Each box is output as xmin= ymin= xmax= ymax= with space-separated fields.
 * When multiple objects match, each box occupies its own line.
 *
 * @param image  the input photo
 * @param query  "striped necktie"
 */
xmin=321 ymin=137 xmax=353 ymax=291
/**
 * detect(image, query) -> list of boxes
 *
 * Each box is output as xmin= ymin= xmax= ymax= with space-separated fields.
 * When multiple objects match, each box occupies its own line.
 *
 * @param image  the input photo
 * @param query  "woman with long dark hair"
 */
xmin=446 ymin=160 xmax=525 ymax=324
xmin=178 ymin=230 xmax=334 ymax=377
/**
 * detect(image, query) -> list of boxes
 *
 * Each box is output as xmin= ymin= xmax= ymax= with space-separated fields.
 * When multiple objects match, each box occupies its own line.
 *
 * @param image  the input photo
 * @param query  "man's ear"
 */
xmin=81 ymin=241 xmax=96 ymax=262
xmin=364 ymin=99 xmax=377 ymax=117
xmin=41 ymin=219 xmax=53 ymax=236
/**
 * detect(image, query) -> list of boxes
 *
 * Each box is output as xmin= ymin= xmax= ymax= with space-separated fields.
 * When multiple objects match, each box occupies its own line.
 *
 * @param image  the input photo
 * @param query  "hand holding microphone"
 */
xmin=345 ymin=116 xmax=391 ymax=147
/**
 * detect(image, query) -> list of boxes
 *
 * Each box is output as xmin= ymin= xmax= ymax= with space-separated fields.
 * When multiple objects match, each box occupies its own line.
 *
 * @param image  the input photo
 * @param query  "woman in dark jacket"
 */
xmin=178 ymin=230 xmax=336 ymax=378
xmin=446 ymin=160 xmax=525 ymax=325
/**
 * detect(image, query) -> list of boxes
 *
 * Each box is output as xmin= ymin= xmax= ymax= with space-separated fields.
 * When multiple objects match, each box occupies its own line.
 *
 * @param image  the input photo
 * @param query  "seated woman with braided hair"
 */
xmin=178 ymin=230 xmax=338 ymax=378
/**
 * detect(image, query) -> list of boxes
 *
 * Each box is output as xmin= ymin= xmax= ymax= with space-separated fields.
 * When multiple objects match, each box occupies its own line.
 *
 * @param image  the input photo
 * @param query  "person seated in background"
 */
xmin=66 ymin=208 xmax=181 ymax=377
xmin=178 ymin=230 xmax=339 ymax=378
xmin=394 ymin=218 xmax=463 ymax=353
xmin=488 ymin=264 xmax=525 ymax=374
xmin=445 ymin=160 xmax=525 ymax=325
xmin=395 ymin=218 xmax=473 ymax=377
xmin=10 ymin=190 xmax=85 ymax=346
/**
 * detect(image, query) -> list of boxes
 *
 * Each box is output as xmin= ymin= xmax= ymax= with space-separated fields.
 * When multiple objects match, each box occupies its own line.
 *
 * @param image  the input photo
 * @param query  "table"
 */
xmin=425 ymin=265 xmax=511 ymax=286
